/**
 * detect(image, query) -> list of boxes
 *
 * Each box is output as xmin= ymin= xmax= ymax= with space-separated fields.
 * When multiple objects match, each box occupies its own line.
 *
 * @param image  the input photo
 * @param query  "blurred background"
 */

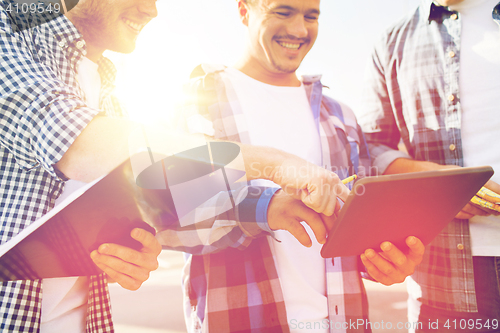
xmin=107 ymin=0 xmax=421 ymax=332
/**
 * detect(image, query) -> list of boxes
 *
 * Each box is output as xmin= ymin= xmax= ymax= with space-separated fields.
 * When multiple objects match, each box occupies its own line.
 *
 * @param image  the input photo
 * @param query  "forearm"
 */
xmin=155 ymin=186 xmax=278 ymax=254
xmin=384 ymin=158 xmax=453 ymax=175
xmin=56 ymin=117 xmax=210 ymax=182
xmin=55 ymin=117 xmax=297 ymax=187
xmin=55 ymin=116 xmax=140 ymax=182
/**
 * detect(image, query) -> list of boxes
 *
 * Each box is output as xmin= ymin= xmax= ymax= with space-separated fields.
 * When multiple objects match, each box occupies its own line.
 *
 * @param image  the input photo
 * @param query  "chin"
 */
xmin=112 ymin=42 xmax=137 ymax=54
xmin=273 ymin=61 xmax=302 ymax=74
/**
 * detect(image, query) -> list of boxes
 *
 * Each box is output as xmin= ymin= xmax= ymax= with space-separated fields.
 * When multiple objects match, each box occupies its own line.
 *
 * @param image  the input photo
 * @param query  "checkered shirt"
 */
xmin=358 ymin=0 xmax=500 ymax=313
xmin=0 ymin=3 xmax=122 ymax=331
xmin=166 ymin=64 xmax=372 ymax=333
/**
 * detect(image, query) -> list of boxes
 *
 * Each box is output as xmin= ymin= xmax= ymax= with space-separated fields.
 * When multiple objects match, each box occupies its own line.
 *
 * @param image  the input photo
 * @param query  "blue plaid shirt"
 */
xmin=0 ymin=2 xmax=121 ymax=331
xmin=359 ymin=0 xmax=500 ymax=313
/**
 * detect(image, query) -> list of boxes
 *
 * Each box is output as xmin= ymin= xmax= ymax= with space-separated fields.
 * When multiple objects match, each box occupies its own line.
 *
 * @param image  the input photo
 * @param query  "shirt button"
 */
xmin=449 ymin=144 xmax=456 ymax=151
xmin=76 ymin=40 xmax=85 ymax=48
xmin=457 ymin=243 xmax=464 ymax=250
xmin=448 ymin=51 xmax=455 ymax=58
xmin=448 ymin=94 xmax=455 ymax=101
xmin=451 ymin=13 xmax=458 ymax=20
xmin=58 ymin=41 xmax=65 ymax=48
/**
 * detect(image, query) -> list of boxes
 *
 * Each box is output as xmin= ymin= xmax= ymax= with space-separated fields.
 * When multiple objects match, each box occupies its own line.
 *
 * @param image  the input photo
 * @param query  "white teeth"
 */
xmin=278 ymin=42 xmax=301 ymax=50
xmin=124 ymin=19 xmax=144 ymax=32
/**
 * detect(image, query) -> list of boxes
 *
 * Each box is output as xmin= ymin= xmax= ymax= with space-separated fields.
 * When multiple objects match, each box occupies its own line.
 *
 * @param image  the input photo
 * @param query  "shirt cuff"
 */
xmin=255 ymin=187 xmax=281 ymax=233
xmin=369 ymin=143 xmax=411 ymax=175
xmin=23 ymin=97 xmax=101 ymax=180
xmin=236 ymin=186 xmax=280 ymax=238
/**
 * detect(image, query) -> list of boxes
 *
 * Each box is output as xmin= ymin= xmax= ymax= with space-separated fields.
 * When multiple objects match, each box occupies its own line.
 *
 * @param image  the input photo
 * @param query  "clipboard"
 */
xmin=320 ymin=166 xmax=494 ymax=258
xmin=0 ymin=141 xmax=245 ymax=281
xmin=0 ymin=157 xmax=158 ymax=281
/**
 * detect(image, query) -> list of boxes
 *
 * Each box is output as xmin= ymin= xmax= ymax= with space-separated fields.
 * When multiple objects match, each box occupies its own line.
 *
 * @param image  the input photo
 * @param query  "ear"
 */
xmin=237 ymin=0 xmax=250 ymax=26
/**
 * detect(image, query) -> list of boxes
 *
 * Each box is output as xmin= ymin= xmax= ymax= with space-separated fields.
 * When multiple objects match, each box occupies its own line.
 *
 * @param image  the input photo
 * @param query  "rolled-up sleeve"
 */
xmin=156 ymin=186 xmax=279 ymax=255
xmin=358 ymin=36 xmax=411 ymax=175
xmin=1 ymin=10 xmax=100 ymax=179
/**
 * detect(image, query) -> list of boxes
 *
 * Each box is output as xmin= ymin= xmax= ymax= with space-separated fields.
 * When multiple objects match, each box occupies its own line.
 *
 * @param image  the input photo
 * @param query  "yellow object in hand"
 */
xmin=341 ymin=174 xmax=357 ymax=185
xmin=471 ymin=187 xmax=500 ymax=213
xmin=476 ymin=187 xmax=500 ymax=204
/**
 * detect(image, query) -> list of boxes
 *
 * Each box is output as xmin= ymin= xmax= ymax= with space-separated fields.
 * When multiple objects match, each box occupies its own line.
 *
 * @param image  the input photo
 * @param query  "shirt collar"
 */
xmin=421 ymin=0 xmax=453 ymax=22
xmin=97 ymin=57 xmax=118 ymax=86
xmin=422 ymin=0 xmax=500 ymax=23
xmin=301 ymin=74 xmax=322 ymax=85
xmin=493 ymin=2 xmax=500 ymax=23
xmin=45 ymin=15 xmax=116 ymax=84
xmin=46 ymin=14 xmax=84 ymax=49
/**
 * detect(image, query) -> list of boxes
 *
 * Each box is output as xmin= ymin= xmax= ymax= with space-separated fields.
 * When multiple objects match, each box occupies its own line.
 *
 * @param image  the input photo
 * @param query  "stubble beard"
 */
xmin=269 ymin=56 xmax=301 ymax=74
xmin=68 ymin=0 xmax=113 ymax=50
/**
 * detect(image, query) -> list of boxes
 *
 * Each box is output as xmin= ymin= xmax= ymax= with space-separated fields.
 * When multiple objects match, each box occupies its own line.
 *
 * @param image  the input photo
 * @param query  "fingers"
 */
xmin=405 ymin=236 xmax=425 ymax=264
xmin=484 ymin=179 xmax=500 ymax=195
xmin=131 ymin=228 xmax=162 ymax=255
xmin=280 ymin=220 xmax=312 ymax=247
xmin=295 ymin=205 xmax=328 ymax=245
xmin=267 ymin=191 xmax=328 ymax=247
xmin=280 ymin=204 xmax=328 ymax=247
xmin=464 ymin=181 xmax=500 ymax=217
xmin=303 ymin=173 xmax=349 ymax=216
xmin=90 ymin=229 xmax=161 ymax=291
xmin=462 ymin=203 xmax=491 ymax=217
xmin=272 ymin=156 xmax=349 ymax=216
xmin=360 ymin=236 xmax=425 ymax=286
xmin=91 ymin=250 xmax=149 ymax=291
xmin=361 ymin=245 xmax=407 ymax=285
xmin=320 ymin=213 xmax=337 ymax=232
xmin=455 ymin=210 xmax=474 ymax=220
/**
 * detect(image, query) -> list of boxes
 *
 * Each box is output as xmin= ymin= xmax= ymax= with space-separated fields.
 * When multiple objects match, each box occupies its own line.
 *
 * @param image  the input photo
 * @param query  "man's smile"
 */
xmin=123 ymin=18 xmax=147 ymax=33
xmin=276 ymin=41 xmax=302 ymax=50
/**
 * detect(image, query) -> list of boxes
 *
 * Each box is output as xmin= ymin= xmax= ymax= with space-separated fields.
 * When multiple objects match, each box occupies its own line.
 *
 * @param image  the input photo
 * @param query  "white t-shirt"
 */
xmin=222 ymin=67 xmax=327 ymax=333
xmin=41 ymin=57 xmax=102 ymax=333
xmin=450 ymin=0 xmax=500 ymax=256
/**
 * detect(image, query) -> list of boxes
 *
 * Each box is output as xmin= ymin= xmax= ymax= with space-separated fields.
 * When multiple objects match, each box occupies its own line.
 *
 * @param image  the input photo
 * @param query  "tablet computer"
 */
xmin=320 ymin=166 xmax=494 ymax=258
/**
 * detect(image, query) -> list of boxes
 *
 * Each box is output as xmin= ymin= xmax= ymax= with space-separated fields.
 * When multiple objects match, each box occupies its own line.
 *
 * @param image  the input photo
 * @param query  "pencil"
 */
xmin=341 ymin=174 xmax=357 ymax=185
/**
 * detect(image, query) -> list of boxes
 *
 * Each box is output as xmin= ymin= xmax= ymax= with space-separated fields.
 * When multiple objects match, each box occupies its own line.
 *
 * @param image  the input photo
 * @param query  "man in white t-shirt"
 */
xmin=173 ymin=1 xmax=425 ymax=332
xmin=359 ymin=0 xmax=500 ymax=331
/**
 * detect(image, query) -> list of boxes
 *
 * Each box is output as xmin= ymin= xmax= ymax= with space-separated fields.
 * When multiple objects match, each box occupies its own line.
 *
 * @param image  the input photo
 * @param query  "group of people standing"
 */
xmin=0 ymin=0 xmax=498 ymax=332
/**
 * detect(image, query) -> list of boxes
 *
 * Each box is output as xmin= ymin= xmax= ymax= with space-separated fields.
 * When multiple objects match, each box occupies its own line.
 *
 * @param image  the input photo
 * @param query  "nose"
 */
xmin=138 ymin=0 xmax=158 ymax=19
xmin=287 ymin=15 xmax=308 ymax=39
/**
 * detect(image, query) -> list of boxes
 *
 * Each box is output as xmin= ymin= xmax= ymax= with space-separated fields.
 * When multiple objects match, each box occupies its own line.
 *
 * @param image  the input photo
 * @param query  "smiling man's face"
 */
xmin=67 ymin=0 xmax=157 ymax=57
xmin=240 ymin=0 xmax=320 ymax=76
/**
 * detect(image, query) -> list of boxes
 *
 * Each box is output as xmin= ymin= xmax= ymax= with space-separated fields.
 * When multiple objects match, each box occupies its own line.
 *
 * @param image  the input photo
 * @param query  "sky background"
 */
xmin=107 ymin=0 xmax=421 ymax=125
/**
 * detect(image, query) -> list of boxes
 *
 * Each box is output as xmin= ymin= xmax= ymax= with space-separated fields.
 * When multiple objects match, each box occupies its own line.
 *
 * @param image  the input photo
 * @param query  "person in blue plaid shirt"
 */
xmin=0 ymin=0 xmax=164 ymax=332
xmin=359 ymin=0 xmax=500 ymax=331
xmin=168 ymin=0 xmax=426 ymax=332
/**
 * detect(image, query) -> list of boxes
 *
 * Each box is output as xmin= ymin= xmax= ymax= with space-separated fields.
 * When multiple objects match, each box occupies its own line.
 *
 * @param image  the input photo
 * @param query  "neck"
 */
xmin=64 ymin=14 xmax=104 ymax=63
xmin=84 ymin=46 xmax=104 ymax=63
xmin=234 ymin=55 xmax=302 ymax=87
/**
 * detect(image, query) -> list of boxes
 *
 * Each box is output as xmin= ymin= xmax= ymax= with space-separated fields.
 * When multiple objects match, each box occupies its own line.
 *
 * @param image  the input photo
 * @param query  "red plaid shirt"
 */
xmin=163 ymin=64 xmax=372 ymax=333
